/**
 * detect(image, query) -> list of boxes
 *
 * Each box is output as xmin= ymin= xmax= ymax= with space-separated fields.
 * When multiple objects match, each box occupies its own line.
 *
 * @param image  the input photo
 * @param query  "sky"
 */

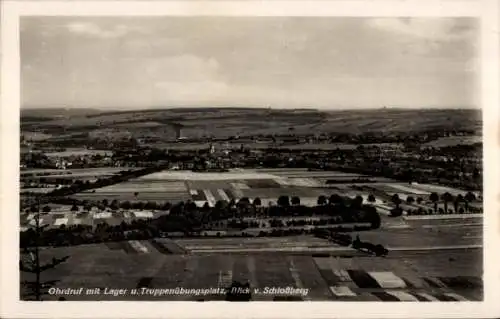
xmin=20 ymin=17 xmax=479 ymax=110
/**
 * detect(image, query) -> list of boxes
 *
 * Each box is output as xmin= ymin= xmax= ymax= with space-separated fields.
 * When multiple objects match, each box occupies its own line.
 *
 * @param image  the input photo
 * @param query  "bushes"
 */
xmin=389 ymin=207 xmax=403 ymax=217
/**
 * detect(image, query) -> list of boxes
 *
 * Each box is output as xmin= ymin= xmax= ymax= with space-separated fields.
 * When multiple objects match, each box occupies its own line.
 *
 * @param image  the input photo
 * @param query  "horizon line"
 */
xmin=20 ymin=105 xmax=480 ymax=112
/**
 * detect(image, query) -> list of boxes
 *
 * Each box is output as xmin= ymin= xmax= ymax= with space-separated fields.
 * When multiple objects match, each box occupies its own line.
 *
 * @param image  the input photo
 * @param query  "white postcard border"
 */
xmin=1 ymin=1 xmax=499 ymax=318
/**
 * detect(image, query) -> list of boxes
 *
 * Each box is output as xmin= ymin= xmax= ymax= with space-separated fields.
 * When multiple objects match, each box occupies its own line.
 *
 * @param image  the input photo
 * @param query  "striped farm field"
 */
xmin=174 ymin=236 xmax=334 ymax=252
xmin=21 ymin=243 xmax=483 ymax=301
xmin=275 ymin=177 xmax=323 ymax=187
xmin=408 ymin=183 xmax=480 ymax=197
xmin=423 ymin=135 xmax=481 ymax=148
xmin=243 ymin=179 xmax=282 ymax=188
xmin=253 ymin=168 xmax=366 ymax=177
xmin=136 ymin=170 xmax=277 ymax=181
xmin=66 ymin=169 xmax=480 ymax=213
xmin=21 ymin=187 xmax=57 ymax=194
xmin=240 ymin=187 xmax=326 ymax=199
xmin=72 ymin=192 xmax=191 ymax=202
xmin=21 ymin=167 xmax=143 ymax=178
xmin=381 ymin=184 xmax=431 ymax=195
xmin=21 ymin=167 xmax=132 ymax=175
xmin=83 ymin=180 xmax=188 ymax=193
xmin=185 ymin=180 xmax=235 ymax=190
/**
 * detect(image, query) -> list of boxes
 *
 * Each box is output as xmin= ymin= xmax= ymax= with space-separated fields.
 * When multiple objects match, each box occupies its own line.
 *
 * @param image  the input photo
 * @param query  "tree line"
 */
xmin=21 ymin=193 xmax=381 ymax=248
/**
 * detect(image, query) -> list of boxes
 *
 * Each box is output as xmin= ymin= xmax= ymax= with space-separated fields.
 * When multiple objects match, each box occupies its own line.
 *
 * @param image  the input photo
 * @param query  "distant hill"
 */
xmin=21 ymin=108 xmax=104 ymax=119
xmin=20 ymin=107 xmax=482 ymax=141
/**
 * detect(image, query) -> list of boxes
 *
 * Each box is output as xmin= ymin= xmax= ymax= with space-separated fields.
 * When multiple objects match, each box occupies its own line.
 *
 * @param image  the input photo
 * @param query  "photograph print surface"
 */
xmin=17 ymin=15 xmax=484 ymax=303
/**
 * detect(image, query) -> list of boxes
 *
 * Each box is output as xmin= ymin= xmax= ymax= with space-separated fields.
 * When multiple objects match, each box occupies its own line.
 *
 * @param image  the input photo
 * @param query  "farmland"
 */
xmin=423 ymin=135 xmax=482 ymax=148
xmin=69 ymin=168 xmax=480 ymax=209
xmin=20 ymin=182 xmax=484 ymax=301
xmin=21 ymin=167 xmax=138 ymax=178
xmin=19 ymin=167 xmax=483 ymax=232
xmin=20 ymin=229 xmax=483 ymax=301
xmin=43 ymin=149 xmax=113 ymax=158
xmin=18 ymin=107 xmax=484 ymax=302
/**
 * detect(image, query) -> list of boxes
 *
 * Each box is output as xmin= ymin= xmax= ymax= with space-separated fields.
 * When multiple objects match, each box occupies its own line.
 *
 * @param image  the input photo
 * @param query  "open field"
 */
xmin=69 ymin=169 xmax=480 ymax=209
xmin=423 ymin=135 xmax=482 ymax=148
xmin=277 ymin=143 xmax=359 ymax=150
xmin=21 ymin=187 xmax=57 ymax=194
xmin=21 ymin=246 xmax=482 ymax=301
xmin=72 ymin=192 xmax=192 ymax=203
xmin=83 ymin=180 xmax=189 ymax=193
xmin=22 ymin=131 xmax=53 ymax=141
xmin=21 ymin=167 xmax=140 ymax=178
xmin=43 ymin=149 xmax=113 ymax=158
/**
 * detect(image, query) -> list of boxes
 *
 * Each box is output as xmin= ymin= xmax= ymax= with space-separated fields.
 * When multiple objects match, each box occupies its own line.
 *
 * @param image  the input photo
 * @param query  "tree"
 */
xmin=291 ymin=196 xmax=301 ymax=206
xmin=70 ymin=204 xmax=79 ymax=212
xmin=364 ymin=205 xmax=381 ymax=229
xmin=102 ymin=199 xmax=109 ymax=207
xmin=161 ymin=201 xmax=172 ymax=211
xmin=238 ymin=197 xmax=251 ymax=206
xmin=42 ymin=206 xmax=51 ymax=213
xmin=20 ymin=204 xmax=69 ymax=300
xmin=351 ymin=195 xmax=364 ymax=209
xmin=110 ymin=200 xmax=119 ymax=211
xmin=185 ymin=201 xmax=197 ymax=212
xmin=121 ymin=201 xmax=132 ymax=210
xmin=317 ymin=195 xmax=327 ymax=206
xmin=277 ymin=195 xmax=290 ymax=207
xmin=253 ymin=197 xmax=262 ymax=207
xmin=416 ymin=197 xmax=423 ymax=205
xmin=83 ymin=203 xmax=93 ymax=212
xmin=441 ymin=192 xmax=454 ymax=214
xmin=329 ymin=194 xmax=343 ymax=205
xmin=203 ymin=202 xmax=210 ymax=210
xmin=169 ymin=203 xmax=185 ymax=216
xmin=464 ymin=192 xmax=476 ymax=212
xmin=406 ymin=196 xmax=415 ymax=205
xmin=429 ymin=192 xmax=439 ymax=213
xmin=367 ymin=194 xmax=376 ymax=204
xmin=454 ymin=194 xmax=464 ymax=214
xmin=391 ymin=194 xmax=401 ymax=209
xmin=215 ymin=200 xmax=228 ymax=211
xmin=390 ymin=207 xmax=403 ymax=217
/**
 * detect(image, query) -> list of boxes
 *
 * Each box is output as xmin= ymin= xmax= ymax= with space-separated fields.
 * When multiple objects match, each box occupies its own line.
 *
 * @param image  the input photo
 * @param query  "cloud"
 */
xmin=367 ymin=18 xmax=474 ymax=41
xmin=144 ymin=55 xmax=221 ymax=82
xmin=21 ymin=17 xmax=477 ymax=109
xmin=66 ymin=22 xmax=136 ymax=38
xmin=153 ymin=81 xmax=229 ymax=103
xmin=148 ymin=55 xmax=229 ymax=102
